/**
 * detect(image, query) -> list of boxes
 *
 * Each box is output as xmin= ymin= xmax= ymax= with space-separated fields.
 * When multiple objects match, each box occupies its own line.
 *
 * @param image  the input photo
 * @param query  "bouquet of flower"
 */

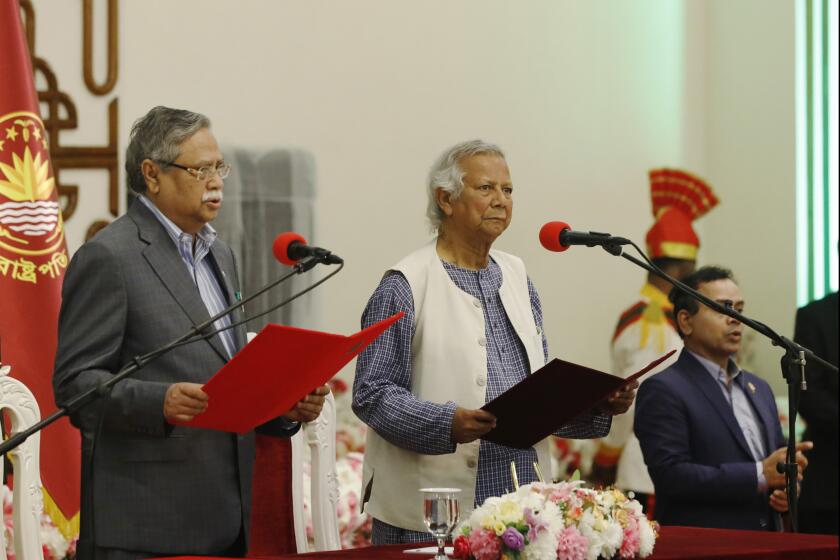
xmin=3 ymin=484 xmax=77 ymax=560
xmin=453 ymin=481 xmax=658 ymax=560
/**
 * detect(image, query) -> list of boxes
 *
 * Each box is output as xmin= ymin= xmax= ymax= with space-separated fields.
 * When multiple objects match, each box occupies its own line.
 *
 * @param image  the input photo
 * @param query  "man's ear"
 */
xmin=434 ymin=187 xmax=454 ymax=217
xmin=677 ymin=309 xmax=693 ymax=337
xmin=141 ymin=159 xmax=161 ymax=194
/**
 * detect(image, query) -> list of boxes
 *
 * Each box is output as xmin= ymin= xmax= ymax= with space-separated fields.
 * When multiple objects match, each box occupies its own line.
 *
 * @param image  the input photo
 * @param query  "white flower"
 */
xmin=541 ymin=504 xmax=565 ymax=532
xmin=465 ymin=508 xmax=482 ymax=531
xmin=577 ymin=510 xmax=605 ymax=560
xmin=40 ymin=517 xmax=70 ymax=560
xmin=598 ymin=518 xmax=623 ymax=559
xmin=517 ymin=487 xmax=547 ymax=513
xmin=483 ymin=496 xmax=502 ymax=509
xmin=639 ymin=518 xmax=656 ymax=557
xmin=523 ymin=529 xmax=558 ymax=560
xmin=495 ymin=497 xmax=523 ymax=524
xmin=624 ymin=497 xmax=644 ymax=516
xmin=577 ymin=508 xmax=597 ymax=531
xmin=597 ymin=490 xmax=616 ymax=510
xmin=465 ymin=501 xmax=497 ymax=532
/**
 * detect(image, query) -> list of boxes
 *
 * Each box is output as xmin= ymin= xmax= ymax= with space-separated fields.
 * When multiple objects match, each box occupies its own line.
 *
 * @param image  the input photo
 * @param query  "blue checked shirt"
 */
xmin=138 ymin=196 xmax=236 ymax=359
xmin=353 ymin=257 xmax=611 ymax=511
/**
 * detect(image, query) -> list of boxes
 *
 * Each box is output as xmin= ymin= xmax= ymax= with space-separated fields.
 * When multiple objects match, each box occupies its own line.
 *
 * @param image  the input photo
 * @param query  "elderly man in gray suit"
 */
xmin=53 ymin=106 xmax=329 ymax=560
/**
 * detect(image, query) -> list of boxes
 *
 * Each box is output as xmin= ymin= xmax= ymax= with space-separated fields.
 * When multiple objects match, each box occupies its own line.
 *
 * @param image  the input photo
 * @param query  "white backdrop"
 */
xmin=31 ymin=0 xmax=796 ymax=392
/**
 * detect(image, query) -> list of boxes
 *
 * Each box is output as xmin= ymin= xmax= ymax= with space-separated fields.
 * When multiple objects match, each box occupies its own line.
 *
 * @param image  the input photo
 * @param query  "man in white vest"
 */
xmin=352 ymin=140 xmax=638 ymax=544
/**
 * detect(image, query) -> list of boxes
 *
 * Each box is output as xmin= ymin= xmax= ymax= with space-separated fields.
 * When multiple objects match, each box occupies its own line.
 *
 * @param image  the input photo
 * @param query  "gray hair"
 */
xmin=426 ymin=139 xmax=506 ymax=230
xmin=125 ymin=106 xmax=211 ymax=194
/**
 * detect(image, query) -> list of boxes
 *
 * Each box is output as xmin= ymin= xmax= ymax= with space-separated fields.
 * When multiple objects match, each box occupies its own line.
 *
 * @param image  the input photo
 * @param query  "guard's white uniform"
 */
xmin=597 ymin=283 xmax=682 ymax=494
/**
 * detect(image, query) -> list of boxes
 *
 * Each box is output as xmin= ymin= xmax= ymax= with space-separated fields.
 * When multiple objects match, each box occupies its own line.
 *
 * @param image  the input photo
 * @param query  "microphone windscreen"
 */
xmin=539 ymin=221 xmax=572 ymax=252
xmin=273 ymin=231 xmax=308 ymax=266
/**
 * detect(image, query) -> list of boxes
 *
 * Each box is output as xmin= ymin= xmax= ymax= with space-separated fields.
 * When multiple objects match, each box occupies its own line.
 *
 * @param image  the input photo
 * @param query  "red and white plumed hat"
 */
xmin=646 ymin=168 xmax=719 ymax=260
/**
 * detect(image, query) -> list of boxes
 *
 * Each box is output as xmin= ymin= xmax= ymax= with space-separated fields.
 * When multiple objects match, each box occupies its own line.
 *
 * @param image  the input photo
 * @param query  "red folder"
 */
xmin=481 ymin=349 xmax=677 ymax=449
xmin=185 ymin=312 xmax=404 ymax=433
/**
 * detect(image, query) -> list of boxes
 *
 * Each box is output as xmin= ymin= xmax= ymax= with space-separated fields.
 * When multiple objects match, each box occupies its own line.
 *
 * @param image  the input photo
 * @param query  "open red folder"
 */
xmin=184 ymin=312 xmax=404 ymax=433
xmin=481 ymin=349 xmax=677 ymax=449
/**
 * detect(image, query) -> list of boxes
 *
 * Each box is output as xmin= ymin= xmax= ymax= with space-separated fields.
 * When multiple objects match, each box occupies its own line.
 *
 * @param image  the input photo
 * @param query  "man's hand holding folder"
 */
xmin=163 ymin=381 xmax=331 ymax=425
xmin=164 ymin=382 xmax=209 ymax=424
xmin=597 ymin=379 xmax=640 ymax=416
xmin=452 ymin=408 xmax=498 ymax=444
xmin=480 ymin=350 xmax=676 ymax=449
xmin=178 ymin=312 xmax=404 ymax=433
xmin=284 ymin=384 xmax=331 ymax=423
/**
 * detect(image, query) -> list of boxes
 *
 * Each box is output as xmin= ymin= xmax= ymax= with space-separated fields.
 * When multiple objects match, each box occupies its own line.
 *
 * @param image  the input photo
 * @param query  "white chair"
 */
xmin=0 ymin=363 xmax=45 ymax=560
xmin=245 ymin=332 xmax=340 ymax=552
xmin=291 ymin=390 xmax=341 ymax=552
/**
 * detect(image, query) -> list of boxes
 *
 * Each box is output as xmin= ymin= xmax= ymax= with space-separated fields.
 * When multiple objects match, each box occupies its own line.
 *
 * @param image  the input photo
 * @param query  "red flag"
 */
xmin=0 ymin=0 xmax=80 ymax=538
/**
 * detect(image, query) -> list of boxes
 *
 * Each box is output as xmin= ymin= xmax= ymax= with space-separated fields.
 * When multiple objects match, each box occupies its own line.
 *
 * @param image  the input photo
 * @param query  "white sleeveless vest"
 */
xmin=361 ymin=241 xmax=552 ymax=532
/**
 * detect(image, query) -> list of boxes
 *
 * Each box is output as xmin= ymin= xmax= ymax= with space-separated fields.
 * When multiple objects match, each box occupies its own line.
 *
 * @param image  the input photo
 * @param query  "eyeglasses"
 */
xmin=165 ymin=161 xmax=232 ymax=181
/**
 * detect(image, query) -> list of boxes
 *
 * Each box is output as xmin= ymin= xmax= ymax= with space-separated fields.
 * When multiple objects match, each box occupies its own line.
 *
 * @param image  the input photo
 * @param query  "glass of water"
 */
xmin=420 ymin=488 xmax=461 ymax=560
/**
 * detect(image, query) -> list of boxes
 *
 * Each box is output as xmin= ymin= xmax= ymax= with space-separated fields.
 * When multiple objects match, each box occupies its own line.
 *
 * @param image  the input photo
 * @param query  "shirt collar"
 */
xmin=688 ymin=349 xmax=743 ymax=386
xmin=439 ymin=255 xmax=497 ymax=273
xmin=138 ymin=195 xmax=217 ymax=250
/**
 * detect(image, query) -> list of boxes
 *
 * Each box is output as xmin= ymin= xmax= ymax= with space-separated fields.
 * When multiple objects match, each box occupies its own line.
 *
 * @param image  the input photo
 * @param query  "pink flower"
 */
xmin=549 ymin=487 xmax=572 ymax=503
xmin=620 ymin=525 xmax=640 ymax=558
xmin=556 ymin=526 xmax=588 ymax=560
xmin=468 ymin=528 xmax=502 ymax=560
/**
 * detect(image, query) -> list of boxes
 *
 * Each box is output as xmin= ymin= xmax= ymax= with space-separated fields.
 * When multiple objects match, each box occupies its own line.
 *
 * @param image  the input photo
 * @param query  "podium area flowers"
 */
xmin=2 ymin=485 xmax=76 ymax=560
xmin=453 ymin=481 xmax=658 ymax=560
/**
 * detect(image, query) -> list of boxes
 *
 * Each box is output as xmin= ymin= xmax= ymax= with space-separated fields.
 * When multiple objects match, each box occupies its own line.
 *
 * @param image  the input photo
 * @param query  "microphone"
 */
xmin=273 ymin=232 xmax=343 ymax=266
xmin=539 ymin=221 xmax=631 ymax=252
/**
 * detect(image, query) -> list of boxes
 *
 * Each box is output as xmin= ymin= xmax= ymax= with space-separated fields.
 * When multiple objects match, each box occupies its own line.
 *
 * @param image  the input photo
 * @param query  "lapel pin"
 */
xmin=747 ymin=381 xmax=756 ymax=394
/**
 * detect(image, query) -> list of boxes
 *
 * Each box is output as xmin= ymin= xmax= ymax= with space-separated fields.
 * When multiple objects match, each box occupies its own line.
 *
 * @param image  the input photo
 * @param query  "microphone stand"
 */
xmin=598 ymin=239 xmax=837 ymax=533
xmin=0 ymin=254 xmax=341 ymax=458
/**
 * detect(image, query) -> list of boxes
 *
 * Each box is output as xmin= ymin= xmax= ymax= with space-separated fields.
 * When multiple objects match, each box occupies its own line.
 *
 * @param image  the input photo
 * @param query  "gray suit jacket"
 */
xmin=54 ymin=200 xmax=261 ymax=556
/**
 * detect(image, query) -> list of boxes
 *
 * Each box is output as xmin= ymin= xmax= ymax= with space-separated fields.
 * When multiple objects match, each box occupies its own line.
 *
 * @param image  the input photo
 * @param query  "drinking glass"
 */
xmin=420 ymin=487 xmax=461 ymax=560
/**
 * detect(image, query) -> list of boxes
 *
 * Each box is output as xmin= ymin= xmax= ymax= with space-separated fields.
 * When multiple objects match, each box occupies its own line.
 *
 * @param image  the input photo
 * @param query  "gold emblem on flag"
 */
xmin=0 ymin=111 xmax=67 ymax=284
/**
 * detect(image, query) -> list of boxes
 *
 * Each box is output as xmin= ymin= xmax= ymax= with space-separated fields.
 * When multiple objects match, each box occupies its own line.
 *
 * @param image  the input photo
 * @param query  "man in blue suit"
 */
xmin=635 ymin=266 xmax=812 ymax=531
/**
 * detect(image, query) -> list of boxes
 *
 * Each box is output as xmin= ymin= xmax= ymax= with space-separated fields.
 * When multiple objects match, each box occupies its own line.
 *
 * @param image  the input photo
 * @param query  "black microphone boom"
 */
xmin=560 ymin=229 xmax=631 ymax=248
xmin=287 ymin=241 xmax=344 ymax=265
xmin=0 ymin=242 xmax=344 ymax=458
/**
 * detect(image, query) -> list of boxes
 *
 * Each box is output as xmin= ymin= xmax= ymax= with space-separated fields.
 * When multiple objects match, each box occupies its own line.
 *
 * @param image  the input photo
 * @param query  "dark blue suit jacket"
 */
xmin=634 ymin=349 xmax=785 ymax=530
